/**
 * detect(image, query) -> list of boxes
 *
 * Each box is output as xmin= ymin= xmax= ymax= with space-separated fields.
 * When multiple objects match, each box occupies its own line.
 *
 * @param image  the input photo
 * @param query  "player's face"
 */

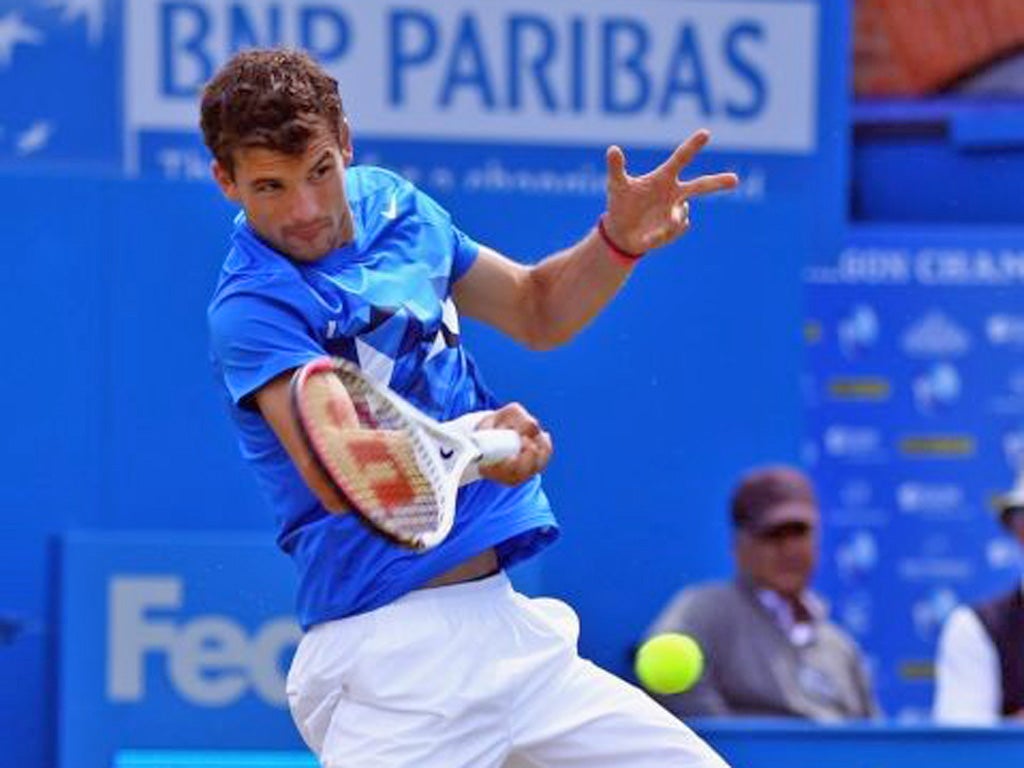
xmin=736 ymin=520 xmax=818 ymax=599
xmin=213 ymin=119 xmax=354 ymax=262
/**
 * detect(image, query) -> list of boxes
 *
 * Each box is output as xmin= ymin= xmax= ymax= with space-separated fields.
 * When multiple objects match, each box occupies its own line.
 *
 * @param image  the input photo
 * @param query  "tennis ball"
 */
xmin=635 ymin=633 xmax=704 ymax=695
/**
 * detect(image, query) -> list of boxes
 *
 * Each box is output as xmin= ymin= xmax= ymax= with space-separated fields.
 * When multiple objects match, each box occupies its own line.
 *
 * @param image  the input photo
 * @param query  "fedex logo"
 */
xmin=106 ymin=576 xmax=301 ymax=707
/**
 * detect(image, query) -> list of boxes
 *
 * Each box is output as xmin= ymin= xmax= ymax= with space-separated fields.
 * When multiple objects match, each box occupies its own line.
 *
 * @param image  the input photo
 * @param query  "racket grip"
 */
xmin=473 ymin=429 xmax=522 ymax=465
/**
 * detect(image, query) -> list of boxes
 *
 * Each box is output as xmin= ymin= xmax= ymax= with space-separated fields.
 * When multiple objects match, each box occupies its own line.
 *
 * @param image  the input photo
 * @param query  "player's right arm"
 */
xmin=209 ymin=289 xmax=349 ymax=513
xmin=453 ymin=130 xmax=737 ymax=349
xmin=253 ymin=371 xmax=349 ymax=513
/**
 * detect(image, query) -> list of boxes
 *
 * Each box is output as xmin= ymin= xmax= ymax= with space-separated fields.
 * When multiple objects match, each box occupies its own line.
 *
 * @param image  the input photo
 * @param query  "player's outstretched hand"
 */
xmin=476 ymin=403 xmax=552 ymax=485
xmin=602 ymin=129 xmax=739 ymax=255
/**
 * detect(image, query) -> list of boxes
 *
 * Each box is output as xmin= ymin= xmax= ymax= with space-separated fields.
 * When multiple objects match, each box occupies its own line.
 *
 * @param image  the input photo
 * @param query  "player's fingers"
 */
xmin=494 ymin=402 xmax=543 ymax=439
xmin=664 ymin=129 xmax=710 ymax=175
xmin=480 ymin=462 xmax=522 ymax=485
xmin=481 ymin=457 xmax=536 ymax=485
xmin=606 ymin=145 xmax=628 ymax=186
xmin=679 ymin=172 xmax=739 ymax=198
xmin=500 ymin=429 xmax=552 ymax=483
xmin=533 ymin=429 xmax=553 ymax=472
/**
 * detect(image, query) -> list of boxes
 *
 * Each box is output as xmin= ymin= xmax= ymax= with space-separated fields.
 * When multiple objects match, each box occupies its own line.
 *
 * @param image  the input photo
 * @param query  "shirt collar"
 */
xmin=754 ymin=587 xmax=824 ymax=647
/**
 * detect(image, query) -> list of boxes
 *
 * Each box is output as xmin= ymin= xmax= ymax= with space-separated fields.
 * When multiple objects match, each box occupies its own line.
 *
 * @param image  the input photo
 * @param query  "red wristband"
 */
xmin=597 ymin=214 xmax=645 ymax=266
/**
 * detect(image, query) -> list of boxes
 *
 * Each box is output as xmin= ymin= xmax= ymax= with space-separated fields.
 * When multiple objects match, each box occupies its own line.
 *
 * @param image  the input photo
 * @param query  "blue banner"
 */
xmin=59 ymin=533 xmax=306 ymax=768
xmin=805 ymin=229 xmax=1024 ymax=718
xmin=1 ymin=0 xmax=819 ymax=177
xmin=1 ymin=4 xmax=840 ymax=768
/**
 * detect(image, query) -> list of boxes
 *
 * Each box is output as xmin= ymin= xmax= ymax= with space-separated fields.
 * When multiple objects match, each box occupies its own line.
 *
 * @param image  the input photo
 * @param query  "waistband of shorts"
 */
xmin=395 ymin=569 xmax=512 ymax=606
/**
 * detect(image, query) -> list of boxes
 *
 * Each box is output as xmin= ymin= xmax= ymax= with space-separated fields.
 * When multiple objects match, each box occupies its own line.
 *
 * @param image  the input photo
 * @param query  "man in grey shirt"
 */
xmin=644 ymin=465 xmax=878 ymax=720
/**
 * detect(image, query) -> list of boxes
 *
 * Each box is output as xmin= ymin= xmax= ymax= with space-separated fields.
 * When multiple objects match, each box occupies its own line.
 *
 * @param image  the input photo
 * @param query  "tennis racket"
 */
xmin=290 ymin=356 xmax=522 ymax=550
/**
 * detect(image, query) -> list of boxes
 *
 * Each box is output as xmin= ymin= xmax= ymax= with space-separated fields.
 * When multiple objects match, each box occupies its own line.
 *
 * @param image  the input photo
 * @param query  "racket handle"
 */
xmin=473 ymin=429 xmax=522 ymax=465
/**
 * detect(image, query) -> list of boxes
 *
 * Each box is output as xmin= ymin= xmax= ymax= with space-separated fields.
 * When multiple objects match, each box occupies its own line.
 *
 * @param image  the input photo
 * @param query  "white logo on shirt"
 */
xmin=381 ymin=192 xmax=398 ymax=221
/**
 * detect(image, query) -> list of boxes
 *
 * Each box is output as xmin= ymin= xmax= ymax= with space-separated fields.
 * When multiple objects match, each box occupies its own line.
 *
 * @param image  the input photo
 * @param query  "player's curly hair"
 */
xmin=199 ymin=48 xmax=345 ymax=176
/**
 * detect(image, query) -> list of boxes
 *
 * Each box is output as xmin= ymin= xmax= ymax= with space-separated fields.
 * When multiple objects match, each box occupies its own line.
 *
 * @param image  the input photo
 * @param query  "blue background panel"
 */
xmin=0 ymin=1 xmax=861 ymax=766
xmin=59 ymin=533 xmax=306 ymax=768
xmin=110 ymin=724 xmax=1024 ymax=768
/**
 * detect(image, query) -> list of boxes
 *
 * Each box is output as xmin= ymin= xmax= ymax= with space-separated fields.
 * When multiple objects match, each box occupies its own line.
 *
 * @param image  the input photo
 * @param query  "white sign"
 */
xmin=107 ymin=576 xmax=301 ymax=707
xmin=125 ymin=0 xmax=819 ymax=170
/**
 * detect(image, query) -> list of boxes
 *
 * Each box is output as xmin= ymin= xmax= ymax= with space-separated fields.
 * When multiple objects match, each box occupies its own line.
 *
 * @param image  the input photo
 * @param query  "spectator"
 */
xmin=643 ymin=465 xmax=879 ymax=720
xmin=934 ymin=474 xmax=1024 ymax=725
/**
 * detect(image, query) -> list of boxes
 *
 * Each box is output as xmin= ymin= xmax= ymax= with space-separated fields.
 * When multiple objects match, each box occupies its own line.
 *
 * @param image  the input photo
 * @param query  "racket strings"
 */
xmin=341 ymin=373 xmax=452 ymax=516
xmin=303 ymin=369 xmax=452 ymax=543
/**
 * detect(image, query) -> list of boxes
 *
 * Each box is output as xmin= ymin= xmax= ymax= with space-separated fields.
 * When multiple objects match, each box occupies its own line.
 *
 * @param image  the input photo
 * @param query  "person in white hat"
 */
xmin=933 ymin=473 xmax=1024 ymax=725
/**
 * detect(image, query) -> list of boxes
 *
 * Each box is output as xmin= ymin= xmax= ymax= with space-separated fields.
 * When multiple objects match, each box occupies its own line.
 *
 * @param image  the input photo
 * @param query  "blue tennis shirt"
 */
xmin=208 ymin=165 xmax=558 ymax=629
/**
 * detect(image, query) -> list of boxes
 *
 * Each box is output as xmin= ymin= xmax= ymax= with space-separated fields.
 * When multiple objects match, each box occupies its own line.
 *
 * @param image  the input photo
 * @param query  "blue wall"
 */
xmin=1 ymin=157 xmax=809 ymax=767
xmin=0 ymin=2 xmax=842 ymax=766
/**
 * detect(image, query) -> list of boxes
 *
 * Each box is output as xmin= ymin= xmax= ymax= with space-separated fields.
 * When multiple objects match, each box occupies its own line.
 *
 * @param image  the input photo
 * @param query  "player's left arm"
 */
xmin=453 ymin=129 xmax=738 ymax=349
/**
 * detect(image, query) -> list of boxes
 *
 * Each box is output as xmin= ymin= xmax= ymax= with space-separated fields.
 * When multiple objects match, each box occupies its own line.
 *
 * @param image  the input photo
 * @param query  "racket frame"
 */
xmin=290 ymin=356 xmax=493 ymax=550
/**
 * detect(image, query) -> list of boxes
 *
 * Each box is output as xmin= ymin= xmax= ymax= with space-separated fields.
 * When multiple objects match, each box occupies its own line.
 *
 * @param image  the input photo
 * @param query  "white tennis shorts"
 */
xmin=286 ymin=572 xmax=730 ymax=768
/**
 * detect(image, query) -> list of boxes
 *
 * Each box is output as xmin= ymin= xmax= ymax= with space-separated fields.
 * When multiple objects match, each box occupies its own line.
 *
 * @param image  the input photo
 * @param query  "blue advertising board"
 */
xmin=110 ymin=722 xmax=1024 ymax=768
xmin=805 ymin=228 xmax=1024 ymax=718
xmin=2 ymin=0 xmax=822 ymax=177
xmin=0 ymin=2 xmax=844 ymax=767
xmin=59 ymin=533 xmax=306 ymax=768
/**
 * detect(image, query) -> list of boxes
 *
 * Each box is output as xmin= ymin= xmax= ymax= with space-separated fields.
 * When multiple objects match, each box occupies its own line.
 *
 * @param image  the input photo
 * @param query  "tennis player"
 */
xmin=204 ymin=48 xmax=737 ymax=767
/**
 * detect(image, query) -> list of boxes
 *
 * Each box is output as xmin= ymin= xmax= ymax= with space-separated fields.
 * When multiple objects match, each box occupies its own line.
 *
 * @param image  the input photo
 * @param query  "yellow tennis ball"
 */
xmin=635 ymin=633 xmax=704 ymax=695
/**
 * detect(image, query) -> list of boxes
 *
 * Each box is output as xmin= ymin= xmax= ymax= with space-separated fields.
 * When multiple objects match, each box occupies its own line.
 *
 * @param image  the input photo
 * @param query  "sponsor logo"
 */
xmin=838 ymin=304 xmax=879 ymax=359
xmin=810 ymin=247 xmax=1024 ymax=286
xmin=914 ymin=248 xmax=1024 ymax=286
xmin=826 ymin=376 xmax=890 ymax=401
xmin=836 ymin=531 xmax=878 ymax=581
xmin=126 ymin=0 xmax=819 ymax=176
xmin=987 ymin=314 xmax=1024 ymax=347
xmin=822 ymin=247 xmax=911 ymax=285
xmin=910 ymin=587 xmax=959 ymax=640
xmin=1004 ymin=429 xmax=1024 ymax=469
xmin=897 ymin=660 xmax=935 ymax=682
xmin=898 ymin=434 xmax=975 ymax=458
xmin=901 ymin=311 xmax=971 ymax=358
xmin=823 ymin=425 xmax=884 ymax=461
xmin=896 ymin=482 xmax=964 ymax=514
xmin=840 ymin=248 xmax=909 ymax=283
xmin=987 ymin=538 xmax=1023 ymax=570
xmin=106 ymin=576 xmax=300 ymax=707
xmin=912 ymin=362 xmax=961 ymax=414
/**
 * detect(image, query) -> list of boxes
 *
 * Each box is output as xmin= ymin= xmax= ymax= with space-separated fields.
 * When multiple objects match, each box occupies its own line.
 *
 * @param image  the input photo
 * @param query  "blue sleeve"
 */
xmin=451 ymin=225 xmax=481 ymax=282
xmin=405 ymin=180 xmax=480 ymax=282
xmin=209 ymin=292 xmax=324 ymax=408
